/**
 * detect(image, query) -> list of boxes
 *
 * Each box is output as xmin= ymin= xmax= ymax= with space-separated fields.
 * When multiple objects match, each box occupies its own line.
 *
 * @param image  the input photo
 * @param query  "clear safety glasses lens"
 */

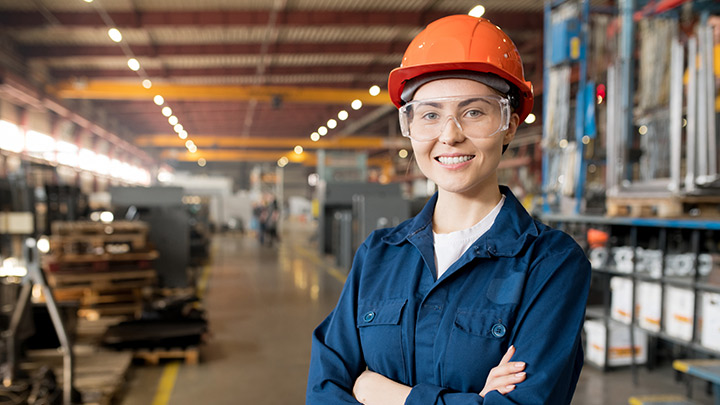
xmin=398 ymin=95 xmax=510 ymax=141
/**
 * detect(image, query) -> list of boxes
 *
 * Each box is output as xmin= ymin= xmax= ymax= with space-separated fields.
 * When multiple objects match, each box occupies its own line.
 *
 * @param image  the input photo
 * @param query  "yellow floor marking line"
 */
xmin=290 ymin=244 xmax=348 ymax=284
xmin=151 ymin=361 xmax=181 ymax=405
xmin=196 ymin=263 xmax=212 ymax=301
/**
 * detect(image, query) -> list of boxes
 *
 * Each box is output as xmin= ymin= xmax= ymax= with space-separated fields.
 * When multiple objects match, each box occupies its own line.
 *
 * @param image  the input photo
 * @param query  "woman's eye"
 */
xmin=421 ymin=112 xmax=440 ymax=121
xmin=465 ymin=109 xmax=484 ymax=118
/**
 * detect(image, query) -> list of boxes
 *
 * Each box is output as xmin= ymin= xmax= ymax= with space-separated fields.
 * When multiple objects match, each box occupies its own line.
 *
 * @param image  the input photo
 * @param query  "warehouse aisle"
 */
xmin=120 ymin=222 xmax=343 ymax=404
xmin=119 ymin=222 xmax=713 ymax=405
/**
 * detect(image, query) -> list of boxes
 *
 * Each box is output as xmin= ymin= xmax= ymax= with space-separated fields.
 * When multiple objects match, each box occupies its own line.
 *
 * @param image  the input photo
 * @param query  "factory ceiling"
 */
xmin=0 ymin=0 xmax=547 ymax=178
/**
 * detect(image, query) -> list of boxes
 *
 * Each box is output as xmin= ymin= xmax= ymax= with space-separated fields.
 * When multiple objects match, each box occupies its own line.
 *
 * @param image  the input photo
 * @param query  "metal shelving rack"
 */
xmin=541 ymin=214 xmax=720 ymax=381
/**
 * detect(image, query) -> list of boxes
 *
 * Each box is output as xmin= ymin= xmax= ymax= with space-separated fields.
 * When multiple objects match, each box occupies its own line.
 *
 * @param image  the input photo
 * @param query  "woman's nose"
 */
xmin=437 ymin=115 xmax=465 ymax=144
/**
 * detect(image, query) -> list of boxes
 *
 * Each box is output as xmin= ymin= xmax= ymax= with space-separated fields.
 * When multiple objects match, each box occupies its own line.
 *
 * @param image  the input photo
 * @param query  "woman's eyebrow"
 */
xmin=415 ymin=101 xmax=442 ymax=108
xmin=458 ymin=97 xmax=491 ymax=108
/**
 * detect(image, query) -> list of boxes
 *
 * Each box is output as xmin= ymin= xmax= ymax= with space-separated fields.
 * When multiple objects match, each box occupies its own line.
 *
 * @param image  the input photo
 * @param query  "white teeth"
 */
xmin=437 ymin=155 xmax=473 ymax=165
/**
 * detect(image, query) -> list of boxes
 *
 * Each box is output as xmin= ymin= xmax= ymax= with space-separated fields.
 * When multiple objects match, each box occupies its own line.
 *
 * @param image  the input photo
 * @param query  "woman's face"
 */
xmin=409 ymin=78 xmax=519 ymax=197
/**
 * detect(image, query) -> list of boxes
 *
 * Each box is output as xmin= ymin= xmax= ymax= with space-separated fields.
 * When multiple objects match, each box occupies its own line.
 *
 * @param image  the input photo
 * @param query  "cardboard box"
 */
xmin=636 ymin=281 xmax=662 ymax=332
xmin=701 ymin=292 xmax=720 ymax=351
xmin=663 ymin=286 xmax=695 ymax=341
xmin=611 ymin=277 xmax=634 ymax=324
xmin=584 ymin=319 xmax=648 ymax=367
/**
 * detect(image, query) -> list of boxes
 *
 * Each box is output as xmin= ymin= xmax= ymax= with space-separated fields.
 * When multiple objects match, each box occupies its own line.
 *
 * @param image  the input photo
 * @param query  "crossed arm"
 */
xmin=352 ymin=346 xmax=527 ymax=405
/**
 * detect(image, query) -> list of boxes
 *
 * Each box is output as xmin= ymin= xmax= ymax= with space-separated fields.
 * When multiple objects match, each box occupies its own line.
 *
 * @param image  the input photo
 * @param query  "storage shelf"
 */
xmin=589 ymin=269 xmax=720 ymax=293
xmin=539 ymin=213 xmax=720 ymax=230
xmin=585 ymin=307 xmax=720 ymax=357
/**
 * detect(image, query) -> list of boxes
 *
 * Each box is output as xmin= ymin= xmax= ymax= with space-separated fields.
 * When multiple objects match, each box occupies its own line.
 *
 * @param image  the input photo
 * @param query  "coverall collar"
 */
xmin=381 ymin=185 xmax=539 ymax=258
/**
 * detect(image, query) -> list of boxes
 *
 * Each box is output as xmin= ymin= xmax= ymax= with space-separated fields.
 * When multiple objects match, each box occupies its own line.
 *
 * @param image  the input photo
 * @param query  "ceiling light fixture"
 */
xmin=108 ymin=28 xmax=122 ymax=43
xmin=127 ymin=58 xmax=140 ymax=71
xmin=524 ymin=113 xmax=536 ymax=124
xmin=294 ymin=145 xmax=303 ymax=155
xmin=178 ymin=130 xmax=188 ymax=140
xmin=154 ymin=95 xmax=164 ymax=106
xmin=338 ymin=110 xmax=349 ymax=121
xmin=468 ymin=5 xmax=486 ymax=17
xmin=351 ymin=99 xmax=362 ymax=110
xmin=161 ymin=106 xmax=172 ymax=117
xmin=318 ymin=126 xmax=328 ymax=136
xmin=174 ymin=124 xmax=184 ymax=133
xmin=198 ymin=158 xmax=207 ymax=167
xmin=168 ymin=116 xmax=179 ymax=126
xmin=369 ymin=85 xmax=381 ymax=96
xmin=142 ymin=79 xmax=152 ymax=89
xmin=327 ymin=119 xmax=337 ymax=129
xmin=310 ymin=132 xmax=320 ymax=142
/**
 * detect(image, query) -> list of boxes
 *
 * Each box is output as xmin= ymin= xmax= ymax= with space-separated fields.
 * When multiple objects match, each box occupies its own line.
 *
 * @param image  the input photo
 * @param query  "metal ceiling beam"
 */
xmin=48 ymin=64 xmax=396 ymax=80
xmin=0 ymin=10 xmax=543 ymax=31
xmin=49 ymin=80 xmax=392 ymax=105
xmin=21 ymin=42 xmax=411 ymax=59
xmin=160 ymin=149 xmax=393 ymax=167
xmin=135 ymin=135 xmax=410 ymax=150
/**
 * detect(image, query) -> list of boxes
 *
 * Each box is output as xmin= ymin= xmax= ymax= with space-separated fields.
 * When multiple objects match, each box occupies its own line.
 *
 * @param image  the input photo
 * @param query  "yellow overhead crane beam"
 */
xmin=48 ymin=80 xmax=392 ymax=104
xmin=135 ymin=134 xmax=410 ymax=150
xmin=161 ymin=149 xmax=393 ymax=167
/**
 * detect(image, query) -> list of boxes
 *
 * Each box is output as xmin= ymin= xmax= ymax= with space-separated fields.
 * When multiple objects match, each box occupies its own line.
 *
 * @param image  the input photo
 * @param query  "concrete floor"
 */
xmin=119 ymin=223 xmax=715 ymax=405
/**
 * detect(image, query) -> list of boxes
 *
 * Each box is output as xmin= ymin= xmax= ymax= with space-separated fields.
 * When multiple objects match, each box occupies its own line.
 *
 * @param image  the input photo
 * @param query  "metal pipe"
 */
xmin=697 ymin=24 xmax=709 ymax=180
xmin=703 ymin=23 xmax=717 ymax=178
xmin=27 ymin=243 xmax=74 ymax=405
xmin=669 ymin=38 xmax=683 ymax=193
xmin=3 ymin=281 xmax=32 ymax=387
xmin=620 ymin=0 xmax=636 ymax=185
xmin=686 ymin=37 xmax=698 ymax=192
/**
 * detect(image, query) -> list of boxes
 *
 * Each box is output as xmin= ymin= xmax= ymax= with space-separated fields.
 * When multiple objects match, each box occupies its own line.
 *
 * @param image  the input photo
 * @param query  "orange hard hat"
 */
xmin=388 ymin=15 xmax=534 ymax=122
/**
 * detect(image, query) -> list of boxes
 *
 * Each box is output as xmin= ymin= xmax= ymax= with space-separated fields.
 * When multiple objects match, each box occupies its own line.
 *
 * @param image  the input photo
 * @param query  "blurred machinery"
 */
xmin=318 ymin=182 xmax=410 ymax=270
xmin=110 ymin=186 xmax=191 ymax=288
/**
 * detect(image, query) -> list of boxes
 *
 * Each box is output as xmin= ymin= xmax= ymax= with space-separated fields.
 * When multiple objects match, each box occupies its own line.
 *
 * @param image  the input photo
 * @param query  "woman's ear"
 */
xmin=503 ymin=113 xmax=520 ymax=146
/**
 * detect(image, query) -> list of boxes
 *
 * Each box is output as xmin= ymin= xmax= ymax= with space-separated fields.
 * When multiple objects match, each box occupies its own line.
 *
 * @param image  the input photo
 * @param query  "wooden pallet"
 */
xmin=134 ymin=346 xmax=199 ymax=365
xmin=51 ymin=220 xmax=149 ymax=236
xmin=43 ymin=250 xmax=159 ymax=273
xmin=50 ymin=221 xmax=150 ymax=254
xmin=22 ymin=347 xmax=133 ymax=405
xmin=606 ymin=195 xmax=720 ymax=218
xmin=43 ymin=269 xmax=156 ymax=319
xmin=46 ymin=269 xmax=157 ymax=290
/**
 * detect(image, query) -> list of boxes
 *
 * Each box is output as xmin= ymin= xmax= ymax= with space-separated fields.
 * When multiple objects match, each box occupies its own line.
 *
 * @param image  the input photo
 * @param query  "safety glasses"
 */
xmin=399 ymin=95 xmax=510 ymax=141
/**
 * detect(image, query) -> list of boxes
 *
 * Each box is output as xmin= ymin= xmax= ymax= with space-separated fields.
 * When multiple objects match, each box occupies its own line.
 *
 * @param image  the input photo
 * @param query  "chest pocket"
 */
xmin=357 ymin=298 xmax=407 ymax=382
xmin=442 ymin=308 xmax=515 ymax=392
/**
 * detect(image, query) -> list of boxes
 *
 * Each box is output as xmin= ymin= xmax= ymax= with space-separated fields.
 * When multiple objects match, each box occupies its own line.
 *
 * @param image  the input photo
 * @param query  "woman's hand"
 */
xmin=353 ymin=370 xmax=412 ymax=405
xmin=479 ymin=345 xmax=527 ymax=397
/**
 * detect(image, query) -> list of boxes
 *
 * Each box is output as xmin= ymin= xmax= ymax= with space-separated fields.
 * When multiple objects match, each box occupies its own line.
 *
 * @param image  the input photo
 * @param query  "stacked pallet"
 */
xmin=606 ymin=194 xmax=720 ymax=218
xmin=41 ymin=221 xmax=158 ymax=319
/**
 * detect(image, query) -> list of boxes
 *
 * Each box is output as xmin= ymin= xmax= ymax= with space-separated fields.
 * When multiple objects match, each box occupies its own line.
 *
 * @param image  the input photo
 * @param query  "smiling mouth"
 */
xmin=436 ymin=155 xmax=475 ymax=165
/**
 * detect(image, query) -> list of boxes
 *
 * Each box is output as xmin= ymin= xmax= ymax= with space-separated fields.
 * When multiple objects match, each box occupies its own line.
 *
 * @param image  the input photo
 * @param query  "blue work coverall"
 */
xmin=307 ymin=186 xmax=591 ymax=404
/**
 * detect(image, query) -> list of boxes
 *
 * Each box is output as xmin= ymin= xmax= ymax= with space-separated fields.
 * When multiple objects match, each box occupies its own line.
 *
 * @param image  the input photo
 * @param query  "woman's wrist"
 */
xmin=353 ymin=370 xmax=412 ymax=405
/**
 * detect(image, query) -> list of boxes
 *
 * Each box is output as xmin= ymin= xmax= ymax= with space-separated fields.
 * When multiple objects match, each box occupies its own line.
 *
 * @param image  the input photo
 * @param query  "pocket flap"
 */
xmin=357 ymin=299 xmax=406 ymax=327
xmin=454 ymin=310 xmax=512 ymax=339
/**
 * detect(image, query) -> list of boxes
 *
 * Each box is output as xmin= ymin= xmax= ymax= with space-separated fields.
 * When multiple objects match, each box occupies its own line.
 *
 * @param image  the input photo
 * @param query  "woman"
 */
xmin=307 ymin=15 xmax=590 ymax=404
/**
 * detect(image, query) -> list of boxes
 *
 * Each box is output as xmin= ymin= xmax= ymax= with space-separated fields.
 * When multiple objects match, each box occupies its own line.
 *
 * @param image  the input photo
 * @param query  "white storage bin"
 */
xmin=610 ymin=277 xmax=634 ymax=324
xmin=663 ymin=286 xmax=695 ymax=342
xmin=636 ymin=281 xmax=662 ymax=332
xmin=584 ymin=319 xmax=648 ymax=367
xmin=701 ymin=292 xmax=720 ymax=351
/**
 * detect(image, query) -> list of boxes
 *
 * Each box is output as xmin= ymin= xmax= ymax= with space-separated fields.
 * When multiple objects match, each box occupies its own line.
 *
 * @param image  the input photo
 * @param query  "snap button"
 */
xmin=363 ymin=311 xmax=375 ymax=322
xmin=491 ymin=323 xmax=506 ymax=338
